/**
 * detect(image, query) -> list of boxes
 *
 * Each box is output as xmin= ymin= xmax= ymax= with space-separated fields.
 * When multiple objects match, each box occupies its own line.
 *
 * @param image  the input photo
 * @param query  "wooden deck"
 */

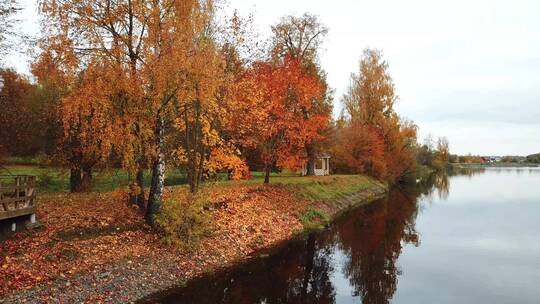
xmin=0 ymin=175 xmax=37 ymax=222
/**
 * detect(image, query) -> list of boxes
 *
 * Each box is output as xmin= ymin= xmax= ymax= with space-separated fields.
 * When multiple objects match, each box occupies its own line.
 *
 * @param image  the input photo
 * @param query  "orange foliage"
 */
xmin=382 ymin=118 xmax=418 ymax=182
xmin=340 ymin=49 xmax=418 ymax=182
xmin=247 ymin=56 xmax=328 ymax=179
xmin=59 ymin=63 xmax=116 ymax=171
xmin=334 ymin=123 xmax=387 ymax=179
xmin=0 ymin=69 xmax=34 ymax=155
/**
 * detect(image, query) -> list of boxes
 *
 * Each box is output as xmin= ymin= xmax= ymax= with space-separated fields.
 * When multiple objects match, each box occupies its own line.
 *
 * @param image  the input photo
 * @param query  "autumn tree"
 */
xmin=167 ymin=2 xmax=244 ymax=194
xmin=270 ymin=13 xmax=328 ymax=63
xmin=341 ymin=49 xmax=417 ymax=182
xmin=38 ymin=0 xmax=253 ymax=224
xmin=416 ymin=134 xmax=451 ymax=170
xmin=270 ymin=13 xmax=332 ymax=175
xmin=0 ymin=68 xmax=63 ymax=159
xmin=333 ymin=122 xmax=386 ymax=178
xmin=383 ymin=117 xmax=418 ymax=182
xmin=37 ymin=0 xmax=158 ymax=197
xmin=0 ymin=69 xmax=35 ymax=155
xmin=60 ymin=64 xmax=118 ymax=191
xmin=344 ymin=49 xmax=396 ymax=127
xmin=416 ymin=134 xmax=435 ymax=167
xmin=432 ymin=137 xmax=450 ymax=170
xmin=248 ymin=55 xmax=326 ymax=184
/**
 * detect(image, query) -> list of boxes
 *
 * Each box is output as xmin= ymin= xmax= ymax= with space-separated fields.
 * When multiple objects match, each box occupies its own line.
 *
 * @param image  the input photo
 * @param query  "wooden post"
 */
xmin=0 ymin=175 xmax=37 ymax=222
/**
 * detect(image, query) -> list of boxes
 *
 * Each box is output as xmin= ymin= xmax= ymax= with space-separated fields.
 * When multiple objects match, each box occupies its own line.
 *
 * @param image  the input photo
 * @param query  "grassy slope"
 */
xmin=242 ymin=175 xmax=388 ymax=229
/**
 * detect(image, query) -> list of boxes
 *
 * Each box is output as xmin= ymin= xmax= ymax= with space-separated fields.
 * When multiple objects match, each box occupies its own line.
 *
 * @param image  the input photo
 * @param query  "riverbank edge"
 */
xmin=138 ymin=178 xmax=389 ymax=303
xmin=1 ymin=176 xmax=388 ymax=303
xmin=309 ymin=181 xmax=388 ymax=227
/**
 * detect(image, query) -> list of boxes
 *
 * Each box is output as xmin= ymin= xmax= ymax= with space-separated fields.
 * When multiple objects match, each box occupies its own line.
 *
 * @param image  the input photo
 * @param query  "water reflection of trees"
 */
xmin=161 ymin=174 xmax=481 ymax=304
xmin=286 ymin=233 xmax=337 ymax=303
xmin=417 ymin=168 xmax=485 ymax=202
xmin=449 ymin=167 xmax=485 ymax=178
xmin=336 ymin=189 xmax=420 ymax=304
xmin=158 ymin=229 xmax=338 ymax=304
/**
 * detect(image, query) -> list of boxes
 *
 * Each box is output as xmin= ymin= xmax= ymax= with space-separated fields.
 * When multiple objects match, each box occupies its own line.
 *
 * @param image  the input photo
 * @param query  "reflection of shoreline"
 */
xmin=336 ymin=189 xmax=421 ymax=304
xmin=150 ymin=172 xmax=470 ymax=304
xmin=151 ymin=183 xmax=425 ymax=304
xmin=451 ymin=163 xmax=539 ymax=169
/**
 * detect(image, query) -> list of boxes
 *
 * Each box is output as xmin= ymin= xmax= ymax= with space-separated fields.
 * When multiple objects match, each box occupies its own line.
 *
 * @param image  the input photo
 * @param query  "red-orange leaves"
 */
xmin=334 ymin=123 xmax=387 ymax=179
xmin=247 ymin=56 xmax=328 ymax=178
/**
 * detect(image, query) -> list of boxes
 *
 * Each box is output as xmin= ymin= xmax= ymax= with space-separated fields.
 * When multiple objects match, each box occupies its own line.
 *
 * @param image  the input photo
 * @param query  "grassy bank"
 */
xmin=0 ymin=165 xmax=304 ymax=193
xmin=273 ymin=175 xmax=387 ymax=228
xmin=0 ymin=165 xmax=189 ymax=193
xmin=1 ymin=174 xmax=387 ymax=302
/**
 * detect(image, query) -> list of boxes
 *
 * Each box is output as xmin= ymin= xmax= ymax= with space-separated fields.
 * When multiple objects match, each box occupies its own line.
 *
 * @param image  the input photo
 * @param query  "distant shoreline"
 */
xmin=451 ymin=163 xmax=539 ymax=168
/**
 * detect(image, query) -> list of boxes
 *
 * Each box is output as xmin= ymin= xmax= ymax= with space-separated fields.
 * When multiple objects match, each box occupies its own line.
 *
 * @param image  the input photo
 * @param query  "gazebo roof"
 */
xmin=317 ymin=152 xmax=331 ymax=159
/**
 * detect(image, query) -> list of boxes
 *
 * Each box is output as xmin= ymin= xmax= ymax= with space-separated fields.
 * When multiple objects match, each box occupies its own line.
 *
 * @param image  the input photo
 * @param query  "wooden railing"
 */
xmin=0 ymin=175 xmax=37 ymax=221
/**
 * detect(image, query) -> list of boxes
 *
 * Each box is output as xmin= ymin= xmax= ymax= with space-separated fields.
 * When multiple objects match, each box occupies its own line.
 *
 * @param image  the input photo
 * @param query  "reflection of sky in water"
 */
xmin=393 ymin=168 xmax=540 ymax=304
xmin=329 ymin=248 xmax=361 ymax=304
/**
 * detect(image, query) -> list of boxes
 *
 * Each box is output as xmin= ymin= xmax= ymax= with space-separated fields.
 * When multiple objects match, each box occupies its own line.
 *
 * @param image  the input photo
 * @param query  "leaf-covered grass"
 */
xmin=0 ymin=171 xmax=387 ymax=297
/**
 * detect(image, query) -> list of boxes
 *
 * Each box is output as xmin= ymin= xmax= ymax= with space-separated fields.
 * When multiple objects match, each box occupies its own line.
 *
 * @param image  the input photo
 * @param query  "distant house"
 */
xmin=302 ymin=153 xmax=331 ymax=176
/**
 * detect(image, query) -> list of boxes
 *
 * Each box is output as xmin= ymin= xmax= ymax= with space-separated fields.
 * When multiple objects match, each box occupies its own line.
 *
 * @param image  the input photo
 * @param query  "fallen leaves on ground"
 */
xmin=0 ymin=184 xmax=308 ymax=300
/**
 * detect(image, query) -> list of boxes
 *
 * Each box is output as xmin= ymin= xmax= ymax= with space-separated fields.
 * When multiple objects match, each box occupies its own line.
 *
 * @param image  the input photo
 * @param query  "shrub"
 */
xmin=38 ymin=171 xmax=56 ymax=189
xmin=155 ymin=188 xmax=213 ymax=251
xmin=299 ymin=207 xmax=330 ymax=229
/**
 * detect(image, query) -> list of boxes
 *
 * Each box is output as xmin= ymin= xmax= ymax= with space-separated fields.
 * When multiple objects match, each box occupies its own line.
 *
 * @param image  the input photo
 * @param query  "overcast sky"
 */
xmin=5 ymin=0 xmax=540 ymax=156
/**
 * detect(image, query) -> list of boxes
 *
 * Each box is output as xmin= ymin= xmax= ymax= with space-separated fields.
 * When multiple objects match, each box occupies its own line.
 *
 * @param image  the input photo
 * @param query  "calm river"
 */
xmin=143 ymin=167 xmax=540 ymax=304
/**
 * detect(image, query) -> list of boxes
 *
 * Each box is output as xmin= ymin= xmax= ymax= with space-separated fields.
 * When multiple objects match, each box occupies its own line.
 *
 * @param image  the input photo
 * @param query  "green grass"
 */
xmin=298 ymin=207 xmax=330 ymax=229
xmin=0 ymin=164 xmax=386 ymax=205
xmin=249 ymin=170 xmax=301 ymax=178
xmin=0 ymin=166 xmax=313 ymax=193
xmin=272 ymin=175 xmax=385 ymax=202
xmin=219 ymin=174 xmax=387 ymax=230
xmin=0 ymin=165 xmax=189 ymax=193
xmin=218 ymin=174 xmax=385 ymax=202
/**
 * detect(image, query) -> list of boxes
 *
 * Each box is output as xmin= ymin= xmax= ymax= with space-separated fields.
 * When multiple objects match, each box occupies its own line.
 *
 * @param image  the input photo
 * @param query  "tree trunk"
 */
xmin=136 ymin=167 xmax=145 ymax=209
xmin=195 ymin=147 xmax=205 ymax=192
xmin=187 ymin=153 xmax=197 ymax=193
xmin=264 ymin=164 xmax=271 ymax=184
xmin=128 ymin=166 xmax=146 ymax=209
xmin=128 ymin=173 xmax=137 ymax=205
xmin=146 ymin=116 xmax=166 ymax=226
xmin=69 ymin=168 xmax=82 ymax=192
xmin=81 ymin=167 xmax=92 ymax=191
xmin=305 ymin=143 xmax=317 ymax=176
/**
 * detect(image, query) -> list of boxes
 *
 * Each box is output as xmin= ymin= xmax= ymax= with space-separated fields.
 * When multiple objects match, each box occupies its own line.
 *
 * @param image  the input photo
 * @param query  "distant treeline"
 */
xmin=526 ymin=153 xmax=540 ymax=163
xmin=447 ymin=153 xmax=539 ymax=164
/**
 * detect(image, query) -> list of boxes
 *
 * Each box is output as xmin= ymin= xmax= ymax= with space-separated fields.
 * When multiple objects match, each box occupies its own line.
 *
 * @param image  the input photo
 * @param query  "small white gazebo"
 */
xmin=302 ymin=153 xmax=331 ymax=176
